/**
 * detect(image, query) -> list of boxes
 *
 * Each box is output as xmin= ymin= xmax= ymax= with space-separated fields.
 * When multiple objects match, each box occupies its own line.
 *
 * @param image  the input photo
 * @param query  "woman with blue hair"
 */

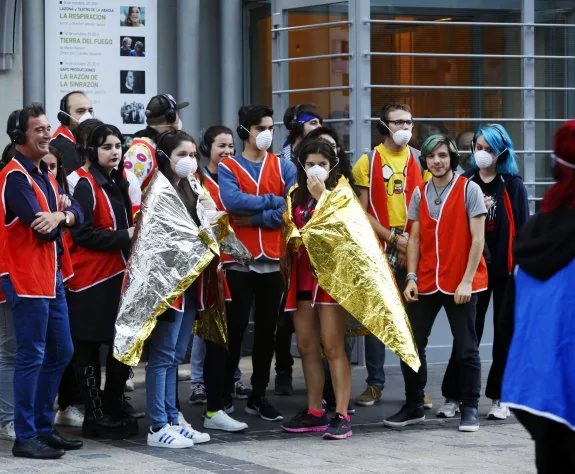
xmin=437 ymin=124 xmax=529 ymax=421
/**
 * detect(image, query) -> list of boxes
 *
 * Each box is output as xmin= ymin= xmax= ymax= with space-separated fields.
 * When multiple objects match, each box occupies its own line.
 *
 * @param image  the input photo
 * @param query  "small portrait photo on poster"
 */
xmin=120 ymin=36 xmax=146 ymax=57
xmin=121 ymin=101 xmax=146 ymax=125
xmin=120 ymin=70 xmax=145 ymax=94
xmin=121 ymin=6 xmax=145 ymax=27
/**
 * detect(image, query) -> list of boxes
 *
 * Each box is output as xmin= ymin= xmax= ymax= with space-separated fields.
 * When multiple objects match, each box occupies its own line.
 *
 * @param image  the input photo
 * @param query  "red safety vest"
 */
xmin=130 ymin=138 xmax=157 ymax=191
xmin=219 ymin=154 xmax=285 ymax=263
xmin=203 ymin=173 xmax=225 ymax=211
xmin=367 ymin=146 xmax=423 ymax=235
xmin=65 ymin=168 xmax=127 ymax=292
xmin=417 ymin=176 xmax=488 ymax=295
xmin=0 ymin=159 xmax=74 ymax=297
xmin=51 ymin=125 xmax=76 ymax=144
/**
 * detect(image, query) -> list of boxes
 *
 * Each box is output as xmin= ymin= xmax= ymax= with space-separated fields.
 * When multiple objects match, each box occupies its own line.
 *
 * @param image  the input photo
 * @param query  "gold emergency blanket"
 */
xmin=114 ymin=173 xmax=217 ymax=366
xmin=283 ymin=178 xmax=420 ymax=372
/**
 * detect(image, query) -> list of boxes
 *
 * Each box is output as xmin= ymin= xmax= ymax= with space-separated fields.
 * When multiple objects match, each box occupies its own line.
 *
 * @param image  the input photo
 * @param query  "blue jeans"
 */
xmin=2 ymin=273 xmax=74 ymax=440
xmin=146 ymin=289 xmax=196 ymax=429
xmin=0 ymin=303 xmax=16 ymax=424
xmin=364 ymin=334 xmax=386 ymax=388
xmin=190 ymin=335 xmax=241 ymax=384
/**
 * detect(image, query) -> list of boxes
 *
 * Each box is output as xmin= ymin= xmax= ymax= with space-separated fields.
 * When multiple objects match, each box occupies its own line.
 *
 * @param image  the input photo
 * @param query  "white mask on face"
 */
xmin=177 ymin=118 xmax=183 ymax=131
xmin=173 ymin=156 xmax=197 ymax=178
xmin=474 ymin=150 xmax=494 ymax=169
xmin=78 ymin=111 xmax=93 ymax=124
xmin=306 ymin=165 xmax=329 ymax=182
xmin=380 ymin=120 xmax=412 ymax=147
xmin=255 ymin=129 xmax=273 ymax=151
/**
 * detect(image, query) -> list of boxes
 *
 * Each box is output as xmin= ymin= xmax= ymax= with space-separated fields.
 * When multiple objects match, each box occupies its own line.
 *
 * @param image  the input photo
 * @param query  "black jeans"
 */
xmin=204 ymin=339 xmax=229 ymax=412
xmin=57 ymin=362 xmax=79 ymax=409
xmin=401 ymin=292 xmax=481 ymax=409
xmin=275 ymin=311 xmax=294 ymax=376
xmin=441 ymin=273 xmax=509 ymax=401
xmin=225 ymin=270 xmax=284 ymax=399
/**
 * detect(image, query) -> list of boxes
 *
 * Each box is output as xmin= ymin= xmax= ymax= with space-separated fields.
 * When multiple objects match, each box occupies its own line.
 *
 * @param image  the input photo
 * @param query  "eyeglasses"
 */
xmin=387 ymin=120 xmax=414 ymax=127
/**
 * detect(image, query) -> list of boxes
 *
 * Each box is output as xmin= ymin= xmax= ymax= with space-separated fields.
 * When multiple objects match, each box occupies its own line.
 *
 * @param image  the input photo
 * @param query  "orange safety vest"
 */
xmin=203 ymin=173 xmax=225 ymax=211
xmin=0 ymin=159 xmax=74 ymax=298
xmin=219 ymin=153 xmax=285 ymax=263
xmin=130 ymin=138 xmax=157 ymax=191
xmin=367 ymin=146 xmax=423 ymax=235
xmin=65 ymin=168 xmax=127 ymax=292
xmin=417 ymin=176 xmax=488 ymax=295
xmin=51 ymin=125 xmax=76 ymax=144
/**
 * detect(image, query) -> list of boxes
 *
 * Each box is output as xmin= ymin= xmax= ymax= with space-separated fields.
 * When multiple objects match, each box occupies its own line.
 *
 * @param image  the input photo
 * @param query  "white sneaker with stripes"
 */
xmin=147 ymin=424 xmax=194 ymax=448
xmin=171 ymin=424 xmax=211 ymax=444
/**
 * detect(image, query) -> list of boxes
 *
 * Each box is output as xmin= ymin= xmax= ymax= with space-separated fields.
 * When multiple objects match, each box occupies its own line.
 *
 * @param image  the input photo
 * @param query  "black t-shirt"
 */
xmin=473 ymin=174 xmax=499 ymax=252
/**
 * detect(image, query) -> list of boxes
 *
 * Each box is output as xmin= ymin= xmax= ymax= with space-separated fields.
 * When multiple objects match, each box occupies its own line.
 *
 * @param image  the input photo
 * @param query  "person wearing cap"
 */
xmin=351 ymin=103 xmax=428 ymax=409
xmin=123 ymin=94 xmax=189 ymax=191
xmin=51 ymin=91 xmax=94 ymax=174
xmin=500 ymin=120 xmax=575 ymax=474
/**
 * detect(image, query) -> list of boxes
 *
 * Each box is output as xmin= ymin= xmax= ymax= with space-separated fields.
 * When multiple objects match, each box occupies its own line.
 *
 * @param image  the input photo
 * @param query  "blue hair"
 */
xmin=471 ymin=124 xmax=519 ymax=175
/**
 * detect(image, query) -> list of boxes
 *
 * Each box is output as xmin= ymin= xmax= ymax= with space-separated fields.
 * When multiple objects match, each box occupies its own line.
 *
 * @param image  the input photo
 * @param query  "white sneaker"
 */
xmin=203 ymin=410 xmax=248 ymax=432
xmin=487 ymin=400 xmax=510 ymax=420
xmin=177 ymin=411 xmax=189 ymax=427
xmin=171 ymin=424 xmax=210 ymax=444
xmin=0 ymin=421 xmax=15 ymax=441
xmin=125 ymin=378 xmax=135 ymax=392
xmin=54 ymin=406 xmax=84 ymax=427
xmin=147 ymin=424 xmax=194 ymax=448
xmin=436 ymin=400 xmax=461 ymax=418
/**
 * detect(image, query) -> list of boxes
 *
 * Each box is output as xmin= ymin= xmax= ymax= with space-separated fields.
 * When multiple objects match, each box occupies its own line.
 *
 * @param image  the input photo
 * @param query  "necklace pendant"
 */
xmin=434 ymin=198 xmax=442 ymax=205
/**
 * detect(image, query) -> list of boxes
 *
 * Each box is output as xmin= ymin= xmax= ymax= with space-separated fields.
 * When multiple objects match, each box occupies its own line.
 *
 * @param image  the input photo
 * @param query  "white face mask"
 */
xmin=177 ymin=118 xmax=183 ymax=131
xmin=306 ymin=165 xmax=329 ymax=182
xmin=474 ymin=150 xmax=494 ymax=169
xmin=173 ymin=156 xmax=197 ymax=178
xmin=255 ymin=129 xmax=273 ymax=151
xmin=380 ymin=120 xmax=412 ymax=147
xmin=78 ymin=111 xmax=93 ymax=124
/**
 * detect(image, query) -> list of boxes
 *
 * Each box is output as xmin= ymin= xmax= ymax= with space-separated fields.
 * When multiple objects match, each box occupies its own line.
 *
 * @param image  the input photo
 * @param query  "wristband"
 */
xmin=405 ymin=273 xmax=418 ymax=283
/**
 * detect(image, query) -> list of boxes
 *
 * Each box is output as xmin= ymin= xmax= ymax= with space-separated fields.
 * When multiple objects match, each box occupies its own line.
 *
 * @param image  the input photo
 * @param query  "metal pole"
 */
xmin=177 ymin=0 xmax=200 ymax=136
xmin=522 ymin=0 xmax=536 ymax=214
xmin=22 ymin=0 xmax=44 ymax=105
xmin=220 ymin=0 xmax=243 ymax=137
xmin=271 ymin=0 xmax=289 ymax=155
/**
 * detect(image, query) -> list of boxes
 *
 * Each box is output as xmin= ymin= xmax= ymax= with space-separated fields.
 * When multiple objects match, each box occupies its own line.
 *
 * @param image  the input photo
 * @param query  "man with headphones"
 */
xmin=383 ymin=134 xmax=487 ymax=432
xmin=217 ymin=105 xmax=296 ymax=423
xmin=51 ymin=91 xmax=94 ymax=174
xmin=351 ymin=103 xmax=426 ymax=408
xmin=123 ymin=93 xmax=188 ymax=191
xmin=1 ymin=104 xmax=84 ymax=459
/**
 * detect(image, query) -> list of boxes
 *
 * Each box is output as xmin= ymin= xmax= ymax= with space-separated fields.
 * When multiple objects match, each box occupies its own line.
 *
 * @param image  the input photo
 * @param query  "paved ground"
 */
xmin=0 ymin=360 xmax=536 ymax=473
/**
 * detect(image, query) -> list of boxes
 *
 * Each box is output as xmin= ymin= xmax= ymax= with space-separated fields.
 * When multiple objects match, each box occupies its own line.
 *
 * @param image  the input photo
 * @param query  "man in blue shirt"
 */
xmin=217 ymin=105 xmax=296 ymax=423
xmin=1 ymin=104 xmax=83 ymax=459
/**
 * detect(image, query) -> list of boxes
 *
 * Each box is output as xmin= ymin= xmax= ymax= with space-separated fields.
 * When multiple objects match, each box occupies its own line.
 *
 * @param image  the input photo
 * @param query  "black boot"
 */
xmin=102 ymin=355 xmax=140 ymax=435
xmin=79 ymin=365 xmax=137 ymax=440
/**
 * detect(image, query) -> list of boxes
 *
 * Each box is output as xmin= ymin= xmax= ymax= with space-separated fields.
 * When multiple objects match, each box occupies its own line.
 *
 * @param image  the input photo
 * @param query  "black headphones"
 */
xmin=288 ymin=104 xmax=304 ymax=137
xmin=145 ymin=94 xmax=178 ymax=123
xmin=376 ymin=104 xmax=395 ymax=136
xmin=57 ymin=92 xmax=73 ymax=126
xmin=86 ymin=123 xmax=123 ymax=163
xmin=236 ymin=122 xmax=249 ymax=141
xmin=8 ymin=110 xmax=26 ymax=145
xmin=199 ymin=130 xmax=210 ymax=158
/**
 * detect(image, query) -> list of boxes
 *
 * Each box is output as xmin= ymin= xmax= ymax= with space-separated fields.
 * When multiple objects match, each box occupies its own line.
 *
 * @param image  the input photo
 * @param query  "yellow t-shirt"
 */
xmin=352 ymin=143 xmax=411 ymax=228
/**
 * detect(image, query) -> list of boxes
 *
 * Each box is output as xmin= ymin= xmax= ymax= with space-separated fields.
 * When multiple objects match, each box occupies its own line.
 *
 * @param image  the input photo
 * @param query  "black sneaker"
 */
xmin=459 ymin=406 xmax=479 ymax=432
xmin=188 ymin=383 xmax=207 ymax=405
xmin=383 ymin=404 xmax=425 ymax=428
xmin=274 ymin=372 xmax=293 ymax=396
xmin=245 ymin=397 xmax=283 ymax=421
xmin=12 ymin=437 xmax=65 ymax=459
xmin=282 ymin=409 xmax=329 ymax=433
xmin=323 ymin=413 xmax=352 ymax=440
xmin=233 ymin=381 xmax=251 ymax=400
xmin=322 ymin=399 xmax=356 ymax=415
